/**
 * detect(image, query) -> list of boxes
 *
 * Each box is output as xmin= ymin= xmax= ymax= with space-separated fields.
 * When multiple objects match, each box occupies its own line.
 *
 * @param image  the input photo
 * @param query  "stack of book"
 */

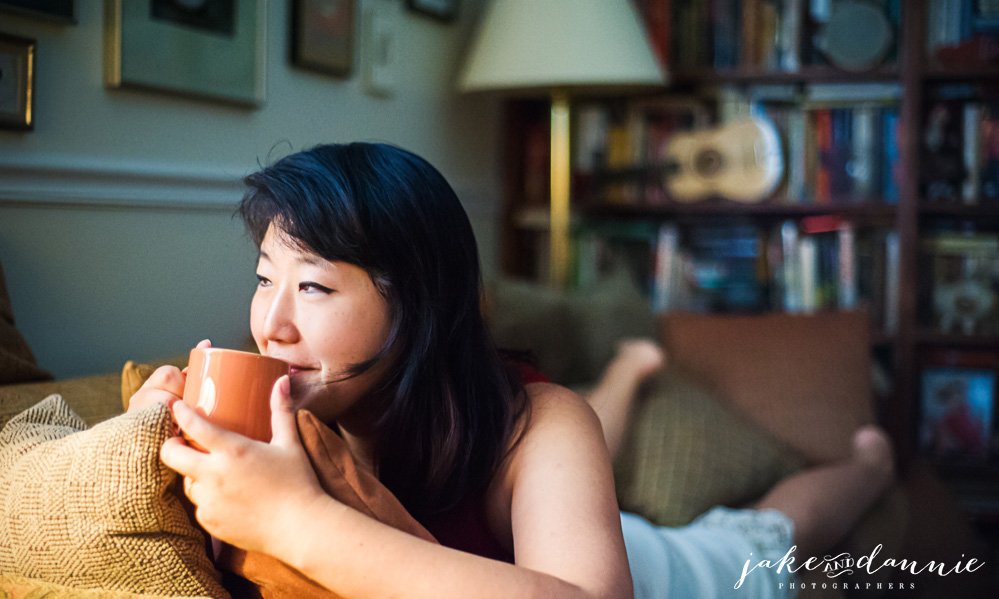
xmin=637 ymin=0 xmax=901 ymax=74
xmin=753 ymin=83 xmax=903 ymax=205
xmin=572 ymin=99 xmax=710 ymax=205
xmin=927 ymin=0 xmax=999 ymax=67
xmin=576 ymin=217 xmax=900 ymax=333
xmin=922 ymin=84 xmax=999 ymax=204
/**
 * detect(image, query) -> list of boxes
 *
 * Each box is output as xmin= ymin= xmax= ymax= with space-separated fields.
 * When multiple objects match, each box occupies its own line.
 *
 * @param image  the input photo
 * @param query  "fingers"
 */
xmin=128 ymin=388 xmax=181 ymax=412
xmin=269 ymin=376 xmax=299 ymax=447
xmin=143 ymin=365 xmax=187 ymax=397
xmin=183 ymin=339 xmax=211 ymax=374
xmin=172 ymin=400 xmax=235 ymax=453
xmin=160 ymin=435 xmax=204 ymax=478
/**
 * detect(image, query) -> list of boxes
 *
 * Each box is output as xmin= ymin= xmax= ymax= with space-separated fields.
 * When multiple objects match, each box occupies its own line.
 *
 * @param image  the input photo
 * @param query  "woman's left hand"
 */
xmin=160 ymin=375 xmax=328 ymax=558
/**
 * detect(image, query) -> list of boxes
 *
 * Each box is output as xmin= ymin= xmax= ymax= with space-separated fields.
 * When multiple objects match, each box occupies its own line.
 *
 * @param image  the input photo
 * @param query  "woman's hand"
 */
xmin=159 ymin=374 xmax=328 ymax=559
xmin=127 ymin=339 xmax=211 ymax=412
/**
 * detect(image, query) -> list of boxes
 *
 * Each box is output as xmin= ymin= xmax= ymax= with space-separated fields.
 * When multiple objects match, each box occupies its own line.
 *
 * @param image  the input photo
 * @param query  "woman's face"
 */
xmin=250 ymin=224 xmax=393 ymax=427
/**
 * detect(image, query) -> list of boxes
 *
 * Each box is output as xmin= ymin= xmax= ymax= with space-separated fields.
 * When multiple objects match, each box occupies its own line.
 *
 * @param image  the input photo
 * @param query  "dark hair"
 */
xmin=238 ymin=142 xmax=527 ymax=518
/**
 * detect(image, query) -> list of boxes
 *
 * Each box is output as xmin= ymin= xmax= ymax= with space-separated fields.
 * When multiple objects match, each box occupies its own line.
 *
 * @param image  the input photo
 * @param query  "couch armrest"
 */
xmin=0 ymin=373 xmax=123 ymax=429
xmin=0 ymin=356 xmax=188 ymax=429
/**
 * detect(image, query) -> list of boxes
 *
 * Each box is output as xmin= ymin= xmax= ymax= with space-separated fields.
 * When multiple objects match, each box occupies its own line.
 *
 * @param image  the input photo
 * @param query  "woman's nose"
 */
xmin=260 ymin=288 xmax=299 ymax=344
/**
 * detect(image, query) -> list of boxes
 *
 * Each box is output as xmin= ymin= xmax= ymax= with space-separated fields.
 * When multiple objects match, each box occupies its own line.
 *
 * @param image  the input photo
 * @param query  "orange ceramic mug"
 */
xmin=182 ymin=348 xmax=289 ymax=450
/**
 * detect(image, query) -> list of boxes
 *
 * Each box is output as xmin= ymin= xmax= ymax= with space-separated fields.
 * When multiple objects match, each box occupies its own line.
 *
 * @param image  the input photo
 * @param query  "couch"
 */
xmin=1 ymin=263 xmax=996 ymax=598
xmin=485 ymin=273 xmax=998 ymax=599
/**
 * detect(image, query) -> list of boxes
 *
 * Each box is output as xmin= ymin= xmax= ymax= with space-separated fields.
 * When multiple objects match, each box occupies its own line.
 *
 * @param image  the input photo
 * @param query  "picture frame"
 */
xmin=291 ymin=0 xmax=355 ymax=77
xmin=104 ymin=0 xmax=266 ymax=107
xmin=0 ymin=33 xmax=34 ymax=131
xmin=406 ymin=0 xmax=459 ymax=22
xmin=0 ymin=0 xmax=74 ymax=24
xmin=919 ymin=365 xmax=996 ymax=460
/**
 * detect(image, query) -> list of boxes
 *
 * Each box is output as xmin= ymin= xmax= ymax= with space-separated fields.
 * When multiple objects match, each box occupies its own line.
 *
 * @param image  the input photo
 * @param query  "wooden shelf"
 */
xmin=919 ymin=202 xmax=999 ymax=219
xmin=671 ymin=65 xmax=901 ymax=86
xmin=578 ymin=200 xmax=897 ymax=223
xmin=913 ymin=330 xmax=999 ymax=349
xmin=924 ymin=65 xmax=999 ymax=81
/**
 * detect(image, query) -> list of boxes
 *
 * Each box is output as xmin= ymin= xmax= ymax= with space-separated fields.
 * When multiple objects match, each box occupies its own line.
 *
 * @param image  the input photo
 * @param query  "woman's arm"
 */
xmin=162 ymin=379 xmax=632 ymax=599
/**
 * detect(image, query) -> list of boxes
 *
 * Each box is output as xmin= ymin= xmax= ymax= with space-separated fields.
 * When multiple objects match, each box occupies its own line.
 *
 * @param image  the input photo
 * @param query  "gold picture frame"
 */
xmin=104 ymin=0 xmax=266 ymax=107
xmin=0 ymin=33 xmax=34 ymax=130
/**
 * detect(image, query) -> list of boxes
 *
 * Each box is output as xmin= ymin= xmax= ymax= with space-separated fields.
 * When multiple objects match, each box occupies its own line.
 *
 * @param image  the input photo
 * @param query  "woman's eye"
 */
xmin=256 ymin=274 xmax=272 ymax=288
xmin=300 ymin=282 xmax=333 ymax=295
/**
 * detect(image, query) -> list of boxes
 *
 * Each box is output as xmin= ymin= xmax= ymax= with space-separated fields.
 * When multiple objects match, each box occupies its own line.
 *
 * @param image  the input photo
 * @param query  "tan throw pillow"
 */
xmin=615 ymin=370 xmax=805 ymax=527
xmin=0 ymin=573 xmax=216 ymax=599
xmin=119 ymin=363 xmax=439 ymax=599
xmin=0 ymin=395 xmax=228 ymax=599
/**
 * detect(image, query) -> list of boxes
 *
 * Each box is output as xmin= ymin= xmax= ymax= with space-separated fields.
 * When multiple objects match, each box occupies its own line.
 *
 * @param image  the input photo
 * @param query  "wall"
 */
xmin=0 ymin=0 xmax=503 ymax=379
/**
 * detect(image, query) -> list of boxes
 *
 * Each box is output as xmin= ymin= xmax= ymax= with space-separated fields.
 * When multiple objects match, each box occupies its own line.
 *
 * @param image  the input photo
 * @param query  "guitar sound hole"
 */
xmin=694 ymin=149 xmax=724 ymax=177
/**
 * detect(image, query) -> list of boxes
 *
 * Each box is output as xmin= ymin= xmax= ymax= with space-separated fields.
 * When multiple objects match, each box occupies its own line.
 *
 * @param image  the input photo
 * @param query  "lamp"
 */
xmin=458 ymin=0 xmax=665 ymax=288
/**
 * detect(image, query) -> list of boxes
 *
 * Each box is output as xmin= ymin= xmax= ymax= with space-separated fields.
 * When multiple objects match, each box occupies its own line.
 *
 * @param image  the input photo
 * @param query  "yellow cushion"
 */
xmin=0 ymin=395 xmax=228 ymax=598
xmin=121 ymin=360 xmax=156 ymax=412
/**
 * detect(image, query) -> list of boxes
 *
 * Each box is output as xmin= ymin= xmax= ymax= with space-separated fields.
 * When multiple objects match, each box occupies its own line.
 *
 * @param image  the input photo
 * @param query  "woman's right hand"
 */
xmin=127 ymin=339 xmax=211 ymax=412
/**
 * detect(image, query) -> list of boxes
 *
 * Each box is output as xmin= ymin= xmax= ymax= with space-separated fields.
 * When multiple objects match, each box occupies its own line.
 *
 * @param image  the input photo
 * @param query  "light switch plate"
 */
xmin=363 ymin=2 xmax=397 ymax=97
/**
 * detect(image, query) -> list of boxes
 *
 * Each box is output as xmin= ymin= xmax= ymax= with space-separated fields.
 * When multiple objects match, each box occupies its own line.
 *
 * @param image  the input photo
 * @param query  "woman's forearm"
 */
xmin=278 ymin=495 xmax=620 ymax=599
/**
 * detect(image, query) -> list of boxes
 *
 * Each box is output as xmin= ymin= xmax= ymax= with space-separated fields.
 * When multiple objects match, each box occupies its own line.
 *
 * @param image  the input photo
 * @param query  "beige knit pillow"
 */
xmin=0 ymin=395 xmax=228 ymax=599
xmin=615 ymin=369 xmax=805 ymax=527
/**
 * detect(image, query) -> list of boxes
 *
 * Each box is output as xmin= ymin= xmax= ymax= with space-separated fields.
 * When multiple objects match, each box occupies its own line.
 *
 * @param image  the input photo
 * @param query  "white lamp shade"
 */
xmin=459 ymin=0 xmax=665 ymax=93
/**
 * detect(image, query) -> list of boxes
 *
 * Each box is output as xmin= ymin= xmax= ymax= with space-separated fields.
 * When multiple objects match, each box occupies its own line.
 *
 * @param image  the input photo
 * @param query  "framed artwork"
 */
xmin=291 ymin=0 xmax=354 ymax=77
xmin=0 ymin=0 xmax=74 ymax=23
xmin=406 ymin=0 xmax=458 ymax=22
xmin=0 ymin=33 xmax=34 ymax=131
xmin=919 ymin=366 xmax=996 ymax=459
xmin=104 ymin=0 xmax=266 ymax=107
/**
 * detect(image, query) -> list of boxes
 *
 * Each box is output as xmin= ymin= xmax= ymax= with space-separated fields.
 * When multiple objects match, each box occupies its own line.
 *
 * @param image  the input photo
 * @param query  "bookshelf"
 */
xmin=498 ymin=0 xmax=999 ymax=525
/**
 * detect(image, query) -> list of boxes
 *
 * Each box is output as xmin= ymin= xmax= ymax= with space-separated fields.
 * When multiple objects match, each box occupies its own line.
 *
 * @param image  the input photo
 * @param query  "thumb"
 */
xmin=269 ymin=375 xmax=299 ymax=446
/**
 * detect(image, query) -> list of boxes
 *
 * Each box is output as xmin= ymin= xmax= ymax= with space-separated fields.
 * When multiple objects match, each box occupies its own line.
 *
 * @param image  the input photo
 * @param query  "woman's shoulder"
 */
xmin=515 ymin=381 xmax=605 ymax=453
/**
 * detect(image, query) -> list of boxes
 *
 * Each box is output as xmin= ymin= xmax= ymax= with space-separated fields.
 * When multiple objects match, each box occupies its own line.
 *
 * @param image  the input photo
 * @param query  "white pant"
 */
xmin=621 ymin=509 xmax=796 ymax=599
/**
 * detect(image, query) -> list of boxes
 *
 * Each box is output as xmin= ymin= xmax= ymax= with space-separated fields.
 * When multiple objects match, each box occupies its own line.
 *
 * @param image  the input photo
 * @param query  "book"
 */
xmin=919 ymin=366 xmax=995 ymax=459
xmin=838 ymin=220 xmax=858 ymax=309
xmin=651 ymin=223 xmax=681 ymax=312
xmin=884 ymin=230 xmax=900 ymax=334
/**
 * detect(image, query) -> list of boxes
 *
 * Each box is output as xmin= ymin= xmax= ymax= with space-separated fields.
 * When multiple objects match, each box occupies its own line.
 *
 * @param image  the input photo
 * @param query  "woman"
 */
xmin=129 ymin=142 xmax=632 ymax=599
xmin=585 ymin=340 xmax=895 ymax=599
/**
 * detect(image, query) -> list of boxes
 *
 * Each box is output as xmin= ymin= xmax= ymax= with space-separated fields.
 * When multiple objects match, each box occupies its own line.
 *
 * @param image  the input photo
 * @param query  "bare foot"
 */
xmin=614 ymin=339 xmax=667 ymax=382
xmin=852 ymin=425 xmax=895 ymax=488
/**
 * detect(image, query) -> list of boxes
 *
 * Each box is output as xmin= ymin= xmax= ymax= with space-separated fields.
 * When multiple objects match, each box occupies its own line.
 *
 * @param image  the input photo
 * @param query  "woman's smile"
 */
xmin=249 ymin=224 xmax=393 ymax=425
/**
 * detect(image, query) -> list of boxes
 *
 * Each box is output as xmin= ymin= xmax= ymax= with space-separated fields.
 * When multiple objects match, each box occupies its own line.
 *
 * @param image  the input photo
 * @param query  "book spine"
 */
xmin=652 ymin=223 xmax=681 ymax=312
xmin=838 ymin=221 xmax=858 ymax=309
xmin=799 ymin=235 xmax=819 ymax=313
xmin=963 ymin=102 xmax=982 ymax=205
xmin=851 ymin=106 xmax=877 ymax=201
xmin=884 ymin=230 xmax=900 ymax=334
xmin=882 ymin=107 xmax=901 ymax=203
xmin=787 ymin=109 xmax=808 ymax=202
xmin=781 ymin=220 xmax=803 ymax=312
xmin=781 ymin=0 xmax=803 ymax=72
xmin=742 ymin=0 xmax=761 ymax=67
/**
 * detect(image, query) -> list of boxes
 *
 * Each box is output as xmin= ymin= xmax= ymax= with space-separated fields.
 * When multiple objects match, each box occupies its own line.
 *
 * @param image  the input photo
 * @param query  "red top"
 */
xmin=420 ymin=362 xmax=551 ymax=563
xmin=516 ymin=361 xmax=552 ymax=385
xmin=422 ymin=494 xmax=514 ymax=563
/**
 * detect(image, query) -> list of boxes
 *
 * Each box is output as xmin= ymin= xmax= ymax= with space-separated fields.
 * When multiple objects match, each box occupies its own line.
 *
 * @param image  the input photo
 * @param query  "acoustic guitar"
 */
xmin=663 ymin=117 xmax=784 ymax=204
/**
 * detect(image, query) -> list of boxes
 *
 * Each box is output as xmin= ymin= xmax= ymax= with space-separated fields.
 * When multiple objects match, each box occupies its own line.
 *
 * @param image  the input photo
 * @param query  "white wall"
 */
xmin=0 ymin=0 xmax=503 ymax=379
